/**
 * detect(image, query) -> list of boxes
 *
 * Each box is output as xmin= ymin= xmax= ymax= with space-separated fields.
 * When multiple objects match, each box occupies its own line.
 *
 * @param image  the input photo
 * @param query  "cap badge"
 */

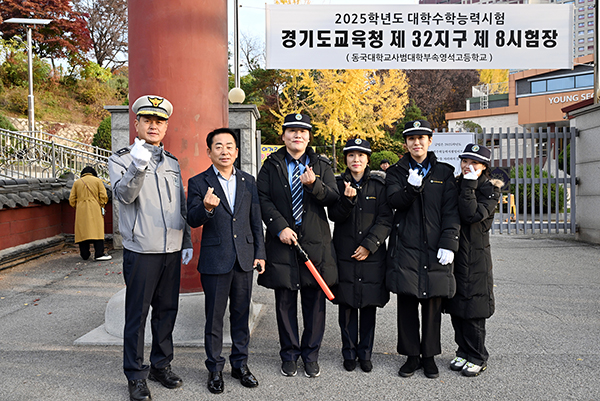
xmin=295 ymin=114 xmax=303 ymax=120
xmin=355 ymin=138 xmax=362 ymax=144
xmin=148 ymin=97 xmax=164 ymax=108
xmin=413 ymin=121 xmax=421 ymax=128
xmin=472 ymin=145 xmax=480 ymax=152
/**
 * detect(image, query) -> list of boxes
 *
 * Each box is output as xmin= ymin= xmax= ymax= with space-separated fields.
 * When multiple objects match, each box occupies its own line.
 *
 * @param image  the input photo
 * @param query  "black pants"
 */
xmin=339 ymin=304 xmax=376 ymax=361
xmin=275 ymin=286 xmax=326 ymax=364
xmin=396 ymin=295 xmax=442 ymax=358
xmin=201 ymin=260 xmax=253 ymax=372
xmin=122 ymin=249 xmax=181 ymax=380
xmin=451 ymin=315 xmax=489 ymax=366
xmin=78 ymin=239 xmax=104 ymax=260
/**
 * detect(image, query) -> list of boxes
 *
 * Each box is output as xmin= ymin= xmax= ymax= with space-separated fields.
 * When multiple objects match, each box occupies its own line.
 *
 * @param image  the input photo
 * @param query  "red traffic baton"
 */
xmin=293 ymin=241 xmax=335 ymax=301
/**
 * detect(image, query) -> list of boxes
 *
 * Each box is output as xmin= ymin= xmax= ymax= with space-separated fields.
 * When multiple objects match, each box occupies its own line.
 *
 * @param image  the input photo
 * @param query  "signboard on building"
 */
xmin=430 ymin=132 xmax=474 ymax=175
xmin=266 ymin=4 xmax=573 ymax=70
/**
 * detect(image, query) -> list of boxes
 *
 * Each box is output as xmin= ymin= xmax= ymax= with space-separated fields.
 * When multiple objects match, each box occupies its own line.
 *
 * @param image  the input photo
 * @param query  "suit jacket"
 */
xmin=187 ymin=166 xmax=266 ymax=275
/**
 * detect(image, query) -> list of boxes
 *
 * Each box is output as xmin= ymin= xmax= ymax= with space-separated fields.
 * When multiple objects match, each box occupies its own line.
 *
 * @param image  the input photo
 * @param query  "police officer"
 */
xmin=108 ymin=95 xmax=193 ymax=401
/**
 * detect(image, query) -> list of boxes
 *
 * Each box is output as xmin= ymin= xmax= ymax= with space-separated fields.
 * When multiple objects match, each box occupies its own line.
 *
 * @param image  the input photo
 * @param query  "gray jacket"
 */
xmin=108 ymin=142 xmax=192 ymax=254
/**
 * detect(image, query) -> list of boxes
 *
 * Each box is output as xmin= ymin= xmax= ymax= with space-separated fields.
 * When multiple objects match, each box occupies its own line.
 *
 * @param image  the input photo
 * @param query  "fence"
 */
xmin=0 ymin=129 xmax=110 ymax=183
xmin=471 ymin=127 xmax=576 ymax=235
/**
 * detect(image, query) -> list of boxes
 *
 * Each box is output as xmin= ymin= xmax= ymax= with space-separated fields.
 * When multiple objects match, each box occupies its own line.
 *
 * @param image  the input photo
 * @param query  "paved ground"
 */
xmin=0 ymin=234 xmax=598 ymax=401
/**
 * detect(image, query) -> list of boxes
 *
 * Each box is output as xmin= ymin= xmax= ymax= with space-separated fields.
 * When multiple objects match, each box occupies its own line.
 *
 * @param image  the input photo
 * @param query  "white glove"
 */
xmin=181 ymin=248 xmax=193 ymax=265
xmin=437 ymin=248 xmax=454 ymax=265
xmin=463 ymin=165 xmax=479 ymax=181
xmin=407 ymin=168 xmax=423 ymax=187
xmin=131 ymin=138 xmax=152 ymax=171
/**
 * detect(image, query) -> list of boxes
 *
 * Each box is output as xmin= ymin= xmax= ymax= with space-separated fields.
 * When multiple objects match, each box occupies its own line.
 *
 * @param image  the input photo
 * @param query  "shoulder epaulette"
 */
xmin=115 ymin=147 xmax=130 ymax=156
xmin=164 ymin=150 xmax=178 ymax=161
xmin=317 ymin=154 xmax=332 ymax=165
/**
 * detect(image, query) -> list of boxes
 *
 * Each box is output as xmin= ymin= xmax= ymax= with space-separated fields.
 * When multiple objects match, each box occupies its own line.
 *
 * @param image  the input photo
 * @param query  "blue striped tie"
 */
xmin=291 ymin=160 xmax=303 ymax=224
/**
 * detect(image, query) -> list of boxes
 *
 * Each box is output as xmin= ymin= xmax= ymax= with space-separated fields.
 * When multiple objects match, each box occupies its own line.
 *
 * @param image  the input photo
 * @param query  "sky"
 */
xmin=231 ymin=0 xmax=419 ymax=47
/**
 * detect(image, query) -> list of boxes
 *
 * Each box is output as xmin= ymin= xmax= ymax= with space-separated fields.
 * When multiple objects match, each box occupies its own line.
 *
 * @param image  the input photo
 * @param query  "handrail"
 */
xmin=0 ymin=128 xmax=111 ymax=184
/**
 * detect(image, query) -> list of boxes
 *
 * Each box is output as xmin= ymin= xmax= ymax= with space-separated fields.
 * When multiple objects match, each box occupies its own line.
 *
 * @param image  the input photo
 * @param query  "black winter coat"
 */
xmin=444 ymin=175 xmax=501 ymax=319
xmin=257 ymin=146 xmax=339 ymax=290
xmin=386 ymin=152 xmax=460 ymax=299
xmin=328 ymin=168 xmax=393 ymax=308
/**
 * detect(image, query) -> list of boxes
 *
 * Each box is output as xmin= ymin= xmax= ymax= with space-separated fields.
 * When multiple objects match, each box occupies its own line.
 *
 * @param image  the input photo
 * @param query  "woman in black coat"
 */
xmin=257 ymin=113 xmax=339 ymax=378
xmin=386 ymin=120 xmax=460 ymax=379
xmin=445 ymin=143 xmax=501 ymax=377
xmin=328 ymin=138 xmax=392 ymax=373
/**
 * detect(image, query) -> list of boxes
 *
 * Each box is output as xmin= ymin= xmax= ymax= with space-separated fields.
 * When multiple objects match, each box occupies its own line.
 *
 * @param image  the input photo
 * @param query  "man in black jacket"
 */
xmin=386 ymin=120 xmax=460 ymax=379
xmin=187 ymin=128 xmax=266 ymax=394
xmin=257 ymin=113 xmax=339 ymax=379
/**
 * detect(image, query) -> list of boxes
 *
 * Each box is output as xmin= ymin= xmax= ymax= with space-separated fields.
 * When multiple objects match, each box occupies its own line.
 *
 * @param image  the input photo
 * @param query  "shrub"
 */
xmin=80 ymin=62 xmax=112 ymax=83
xmin=371 ymin=150 xmax=400 ymax=170
xmin=75 ymin=78 xmax=114 ymax=105
xmin=510 ymin=164 xmax=565 ymax=213
xmin=0 ymin=113 xmax=16 ymax=131
xmin=0 ymin=52 xmax=51 ymax=88
xmin=92 ymin=117 xmax=111 ymax=150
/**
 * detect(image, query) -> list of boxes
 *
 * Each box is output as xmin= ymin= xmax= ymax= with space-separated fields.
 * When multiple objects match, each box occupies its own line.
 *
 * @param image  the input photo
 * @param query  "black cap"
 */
xmin=459 ymin=143 xmax=491 ymax=166
xmin=343 ymin=138 xmax=371 ymax=155
xmin=403 ymin=120 xmax=433 ymax=138
xmin=282 ymin=113 xmax=312 ymax=131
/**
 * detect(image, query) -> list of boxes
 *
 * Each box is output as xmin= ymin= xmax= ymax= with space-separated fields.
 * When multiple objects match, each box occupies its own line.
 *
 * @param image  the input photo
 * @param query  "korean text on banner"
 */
xmin=266 ymin=4 xmax=573 ymax=70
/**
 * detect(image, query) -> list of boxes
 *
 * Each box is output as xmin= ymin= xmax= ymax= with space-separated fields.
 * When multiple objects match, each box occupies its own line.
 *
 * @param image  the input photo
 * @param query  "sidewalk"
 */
xmin=0 ymin=235 xmax=598 ymax=400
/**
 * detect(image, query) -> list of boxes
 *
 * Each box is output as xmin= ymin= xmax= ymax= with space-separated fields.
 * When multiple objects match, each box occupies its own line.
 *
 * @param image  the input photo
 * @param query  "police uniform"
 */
xmin=108 ymin=96 xmax=192 ymax=392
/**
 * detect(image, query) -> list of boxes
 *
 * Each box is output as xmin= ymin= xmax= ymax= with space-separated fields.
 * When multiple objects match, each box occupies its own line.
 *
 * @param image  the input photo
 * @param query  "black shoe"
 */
xmin=304 ymin=361 xmax=320 ymax=378
xmin=232 ymin=365 xmax=259 ymax=388
xmin=359 ymin=359 xmax=373 ymax=372
xmin=398 ymin=356 xmax=421 ymax=377
xmin=281 ymin=360 xmax=297 ymax=377
xmin=343 ymin=359 xmax=356 ymax=371
xmin=148 ymin=365 xmax=183 ymax=389
xmin=422 ymin=357 xmax=439 ymax=379
xmin=128 ymin=379 xmax=151 ymax=401
xmin=207 ymin=371 xmax=224 ymax=394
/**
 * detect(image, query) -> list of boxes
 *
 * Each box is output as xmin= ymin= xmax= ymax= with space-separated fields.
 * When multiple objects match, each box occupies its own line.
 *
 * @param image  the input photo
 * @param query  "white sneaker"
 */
xmin=462 ymin=361 xmax=487 ymax=377
xmin=450 ymin=357 xmax=467 ymax=371
xmin=96 ymin=254 xmax=112 ymax=261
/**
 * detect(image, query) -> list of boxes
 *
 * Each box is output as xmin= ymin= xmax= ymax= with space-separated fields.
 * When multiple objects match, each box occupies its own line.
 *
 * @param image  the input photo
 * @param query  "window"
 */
xmin=531 ymin=80 xmax=546 ymax=93
xmin=589 ymin=37 xmax=594 ymax=42
xmin=588 ymin=45 xmax=594 ymax=50
xmin=579 ymin=46 xmax=585 ymax=51
xmin=579 ymin=38 xmax=585 ymax=43
xmin=575 ymin=74 xmax=594 ymax=88
xmin=547 ymin=77 xmax=575 ymax=91
xmin=588 ymin=29 xmax=594 ymax=34
xmin=588 ymin=13 xmax=594 ymax=18
xmin=578 ymin=0 xmax=584 ymax=3
xmin=578 ymin=6 xmax=585 ymax=11
xmin=579 ymin=14 xmax=585 ymax=19
xmin=579 ymin=22 xmax=586 ymax=27
xmin=579 ymin=30 xmax=585 ymax=35
xmin=589 ymin=5 xmax=594 ymax=9
xmin=589 ymin=21 xmax=595 ymax=26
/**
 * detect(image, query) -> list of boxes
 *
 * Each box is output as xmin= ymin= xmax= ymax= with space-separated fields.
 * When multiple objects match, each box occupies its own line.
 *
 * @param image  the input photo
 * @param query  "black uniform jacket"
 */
xmin=444 ymin=175 xmax=501 ymax=319
xmin=329 ymin=168 xmax=392 ymax=308
xmin=257 ymin=146 xmax=339 ymax=290
xmin=386 ymin=152 xmax=460 ymax=299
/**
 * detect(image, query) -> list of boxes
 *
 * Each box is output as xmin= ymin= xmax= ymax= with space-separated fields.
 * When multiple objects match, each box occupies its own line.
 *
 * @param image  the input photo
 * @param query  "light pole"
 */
xmin=228 ymin=0 xmax=245 ymax=104
xmin=3 ymin=18 xmax=52 ymax=133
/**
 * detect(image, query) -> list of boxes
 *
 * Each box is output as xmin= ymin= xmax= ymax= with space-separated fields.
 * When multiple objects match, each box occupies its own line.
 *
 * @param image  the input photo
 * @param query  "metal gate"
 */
xmin=472 ymin=127 xmax=576 ymax=234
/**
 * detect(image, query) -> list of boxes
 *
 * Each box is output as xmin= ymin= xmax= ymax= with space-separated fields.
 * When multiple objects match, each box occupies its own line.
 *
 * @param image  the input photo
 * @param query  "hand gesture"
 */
xmin=344 ymin=181 xmax=357 ymax=199
xmin=437 ymin=248 xmax=454 ymax=265
xmin=407 ymin=168 xmax=423 ymax=187
xmin=203 ymin=187 xmax=220 ymax=212
xmin=278 ymin=227 xmax=298 ymax=245
xmin=351 ymin=245 xmax=370 ymax=261
xmin=300 ymin=166 xmax=316 ymax=189
xmin=463 ymin=165 xmax=481 ymax=181
xmin=131 ymin=138 xmax=152 ymax=170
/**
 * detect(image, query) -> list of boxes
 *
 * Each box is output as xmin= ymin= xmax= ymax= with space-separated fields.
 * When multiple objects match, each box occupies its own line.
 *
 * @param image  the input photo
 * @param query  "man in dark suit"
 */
xmin=187 ymin=128 xmax=266 ymax=394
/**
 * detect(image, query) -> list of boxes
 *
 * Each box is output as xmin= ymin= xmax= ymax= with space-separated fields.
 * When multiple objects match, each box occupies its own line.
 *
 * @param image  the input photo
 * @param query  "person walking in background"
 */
xmin=108 ymin=95 xmax=193 ymax=401
xmin=187 ymin=128 xmax=266 ymax=394
xmin=257 ymin=113 xmax=339 ymax=379
xmin=328 ymin=138 xmax=392 ymax=373
xmin=385 ymin=120 xmax=460 ymax=379
xmin=69 ymin=166 xmax=111 ymax=261
xmin=445 ymin=144 xmax=501 ymax=377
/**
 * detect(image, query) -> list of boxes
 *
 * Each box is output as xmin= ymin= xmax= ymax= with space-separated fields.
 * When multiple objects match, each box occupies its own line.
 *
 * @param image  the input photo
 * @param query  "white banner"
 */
xmin=266 ymin=4 xmax=573 ymax=70
xmin=430 ymin=133 xmax=475 ymax=175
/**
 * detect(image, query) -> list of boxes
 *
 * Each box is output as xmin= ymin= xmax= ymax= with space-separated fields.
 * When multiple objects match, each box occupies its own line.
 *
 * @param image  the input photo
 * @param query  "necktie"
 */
xmin=291 ymin=160 xmax=303 ymax=224
xmin=416 ymin=163 xmax=425 ymax=176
